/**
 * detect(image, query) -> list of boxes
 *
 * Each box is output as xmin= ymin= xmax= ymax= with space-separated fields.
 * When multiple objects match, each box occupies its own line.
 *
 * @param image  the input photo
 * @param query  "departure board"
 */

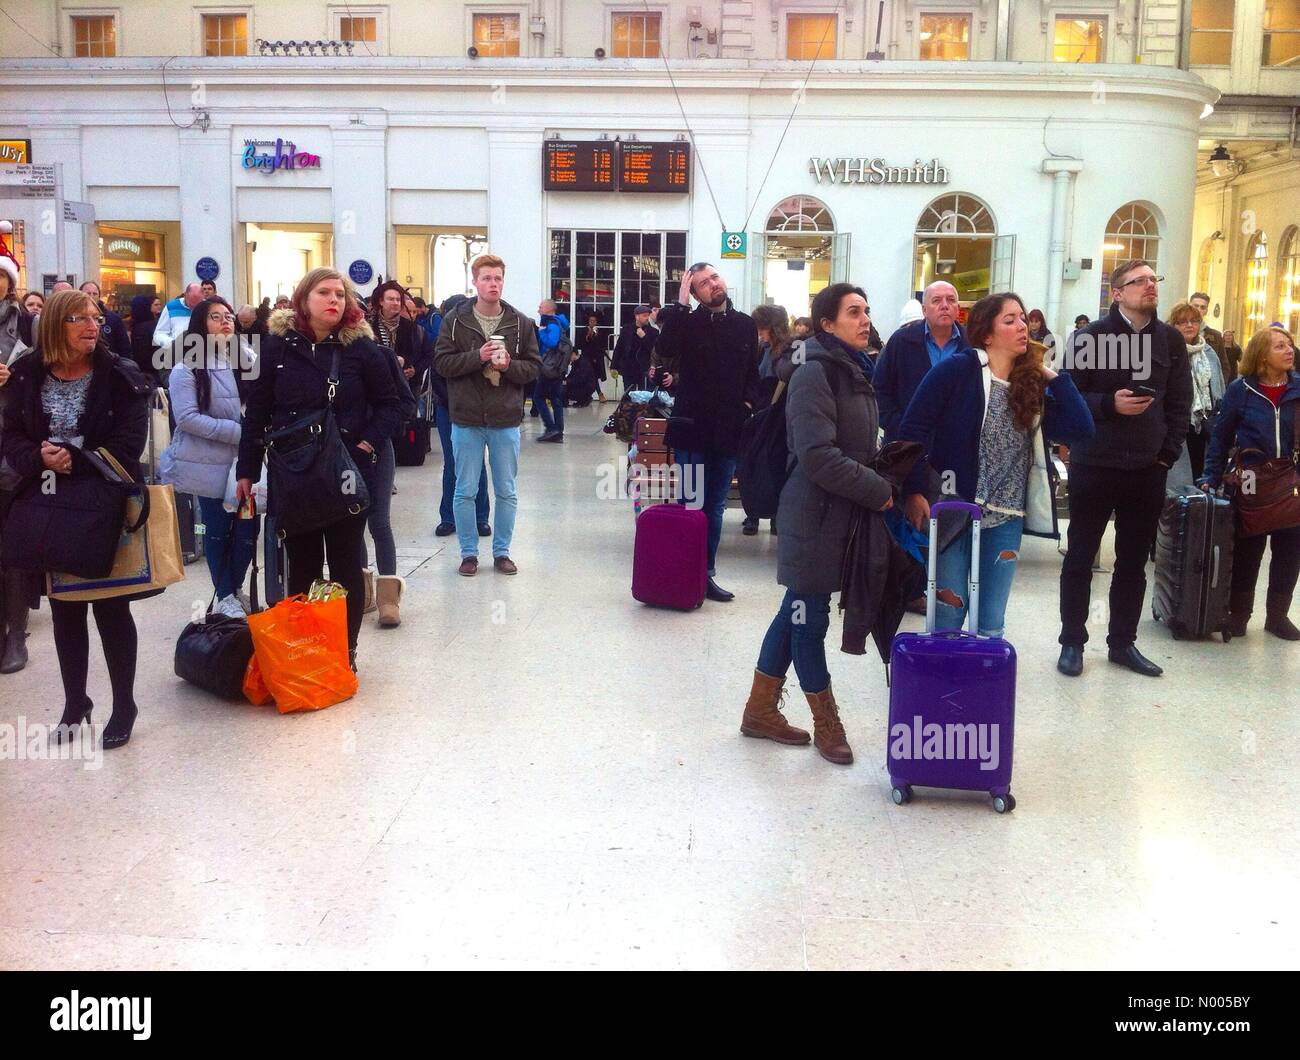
xmin=618 ymin=142 xmax=691 ymax=193
xmin=543 ymin=141 xmax=616 ymax=191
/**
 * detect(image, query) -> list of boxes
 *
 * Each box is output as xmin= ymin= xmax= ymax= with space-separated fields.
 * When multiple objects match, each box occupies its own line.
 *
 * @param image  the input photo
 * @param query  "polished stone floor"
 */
xmin=1 ymin=404 xmax=1296 ymax=970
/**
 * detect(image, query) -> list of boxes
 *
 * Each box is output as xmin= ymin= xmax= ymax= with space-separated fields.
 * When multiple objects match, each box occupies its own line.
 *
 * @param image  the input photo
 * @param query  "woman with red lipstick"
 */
xmin=235 ymin=268 xmax=402 ymax=667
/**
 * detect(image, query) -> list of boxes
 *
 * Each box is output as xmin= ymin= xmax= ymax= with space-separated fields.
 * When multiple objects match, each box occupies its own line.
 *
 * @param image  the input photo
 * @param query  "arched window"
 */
xmin=758 ymin=196 xmax=841 ymax=312
xmin=1277 ymin=225 xmax=1299 ymax=337
xmin=1196 ymin=235 xmax=1216 ymax=296
xmin=765 ymin=195 xmax=835 ymax=234
xmin=913 ymin=193 xmax=997 ymax=303
xmin=1243 ymin=231 xmax=1270 ymax=340
xmin=1101 ymin=202 xmax=1161 ymax=316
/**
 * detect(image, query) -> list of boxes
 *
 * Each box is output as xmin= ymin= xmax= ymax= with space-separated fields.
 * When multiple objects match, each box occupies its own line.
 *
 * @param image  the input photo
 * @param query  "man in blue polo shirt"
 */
xmin=873 ymin=280 xmax=969 ymax=439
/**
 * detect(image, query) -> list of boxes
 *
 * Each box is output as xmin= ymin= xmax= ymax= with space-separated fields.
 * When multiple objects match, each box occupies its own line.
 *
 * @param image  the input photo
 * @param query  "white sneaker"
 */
xmin=236 ymin=590 xmax=253 ymax=613
xmin=214 ymin=594 xmax=246 ymax=619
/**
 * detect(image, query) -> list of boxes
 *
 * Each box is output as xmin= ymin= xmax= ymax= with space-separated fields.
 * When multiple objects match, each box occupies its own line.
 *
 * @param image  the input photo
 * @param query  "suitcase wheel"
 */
xmin=991 ymin=793 xmax=1016 ymax=814
xmin=890 ymin=785 xmax=913 ymax=806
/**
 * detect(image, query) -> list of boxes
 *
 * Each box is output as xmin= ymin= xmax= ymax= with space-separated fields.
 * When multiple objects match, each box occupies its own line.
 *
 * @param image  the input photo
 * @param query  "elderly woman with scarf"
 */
xmin=1168 ymin=300 xmax=1226 ymax=481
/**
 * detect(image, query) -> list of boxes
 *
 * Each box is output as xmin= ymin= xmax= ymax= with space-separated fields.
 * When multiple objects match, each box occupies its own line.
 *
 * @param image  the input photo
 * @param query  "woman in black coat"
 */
xmin=1 ymin=289 xmax=152 ymax=748
xmin=234 ymin=267 xmax=402 ymax=665
xmin=128 ymin=293 xmax=161 ymax=384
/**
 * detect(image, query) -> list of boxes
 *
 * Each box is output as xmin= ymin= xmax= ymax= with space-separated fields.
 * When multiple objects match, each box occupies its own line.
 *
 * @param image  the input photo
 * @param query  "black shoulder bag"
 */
xmin=263 ymin=345 xmax=371 ymax=538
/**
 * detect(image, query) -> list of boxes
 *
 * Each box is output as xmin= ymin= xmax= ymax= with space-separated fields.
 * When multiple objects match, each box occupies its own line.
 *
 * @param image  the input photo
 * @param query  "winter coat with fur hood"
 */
xmin=235 ymin=309 xmax=402 ymax=483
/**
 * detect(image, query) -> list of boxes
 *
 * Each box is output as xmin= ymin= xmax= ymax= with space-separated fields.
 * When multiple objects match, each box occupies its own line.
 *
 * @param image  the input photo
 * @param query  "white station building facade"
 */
xmin=2 ymin=50 xmax=1216 ymax=338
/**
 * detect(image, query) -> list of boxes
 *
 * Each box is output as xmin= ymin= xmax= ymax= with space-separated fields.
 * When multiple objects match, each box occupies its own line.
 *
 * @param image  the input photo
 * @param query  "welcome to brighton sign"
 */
xmin=809 ymin=157 xmax=950 ymax=185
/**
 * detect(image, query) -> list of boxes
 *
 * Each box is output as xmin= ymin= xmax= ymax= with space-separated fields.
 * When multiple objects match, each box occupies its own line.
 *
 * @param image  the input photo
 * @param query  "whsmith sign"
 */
xmin=809 ymin=158 xmax=950 ymax=186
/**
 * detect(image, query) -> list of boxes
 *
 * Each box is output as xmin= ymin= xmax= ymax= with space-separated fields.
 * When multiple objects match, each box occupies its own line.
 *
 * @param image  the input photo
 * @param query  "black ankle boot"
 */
xmin=0 ymin=630 xmax=27 ymax=674
xmin=102 ymin=703 xmax=138 ymax=750
xmin=52 ymin=699 xmax=93 ymax=745
xmin=1264 ymin=592 xmax=1300 ymax=641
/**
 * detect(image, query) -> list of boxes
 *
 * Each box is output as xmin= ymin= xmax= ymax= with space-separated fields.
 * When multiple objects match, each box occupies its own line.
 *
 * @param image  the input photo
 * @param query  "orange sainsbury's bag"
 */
xmin=245 ymin=595 xmax=357 ymax=713
xmin=242 ymin=654 xmax=273 ymax=707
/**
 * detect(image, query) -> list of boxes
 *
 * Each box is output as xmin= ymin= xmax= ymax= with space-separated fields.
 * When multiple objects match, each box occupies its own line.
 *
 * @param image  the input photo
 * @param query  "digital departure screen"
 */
xmin=543 ymin=141 xmax=616 ymax=192
xmin=618 ymin=142 xmax=691 ymax=193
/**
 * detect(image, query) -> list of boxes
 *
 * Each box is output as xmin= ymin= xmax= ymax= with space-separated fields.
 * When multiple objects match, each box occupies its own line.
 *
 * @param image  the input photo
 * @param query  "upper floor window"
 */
xmin=72 ymin=15 xmax=117 ymax=57
xmin=787 ymin=13 xmax=837 ymax=60
xmin=1054 ymin=17 xmax=1105 ymax=63
xmin=203 ymin=14 xmax=249 ymax=56
xmin=612 ymin=12 xmax=661 ymax=58
xmin=473 ymin=13 xmax=521 ymax=57
xmin=1263 ymin=0 xmax=1300 ymax=66
xmin=1190 ymin=0 xmax=1234 ymax=65
xmin=919 ymin=14 xmax=971 ymax=60
xmin=337 ymin=11 xmax=382 ymax=51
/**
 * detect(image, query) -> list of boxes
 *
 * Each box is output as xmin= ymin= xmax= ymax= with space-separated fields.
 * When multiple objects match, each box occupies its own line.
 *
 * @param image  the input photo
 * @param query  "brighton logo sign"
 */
xmin=242 ymin=138 xmax=322 ymax=176
xmin=809 ymin=157 xmax=950 ymax=186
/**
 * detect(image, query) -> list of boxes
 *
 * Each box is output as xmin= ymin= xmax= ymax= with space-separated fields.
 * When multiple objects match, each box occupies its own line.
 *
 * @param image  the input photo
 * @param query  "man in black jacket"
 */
xmin=657 ymin=263 xmax=760 ymax=602
xmin=611 ymin=304 xmax=658 ymax=394
xmin=1058 ymin=259 xmax=1193 ymax=678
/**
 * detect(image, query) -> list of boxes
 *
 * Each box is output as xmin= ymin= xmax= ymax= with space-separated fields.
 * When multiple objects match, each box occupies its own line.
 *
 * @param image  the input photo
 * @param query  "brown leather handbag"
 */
xmin=1222 ymin=446 xmax=1300 ymax=537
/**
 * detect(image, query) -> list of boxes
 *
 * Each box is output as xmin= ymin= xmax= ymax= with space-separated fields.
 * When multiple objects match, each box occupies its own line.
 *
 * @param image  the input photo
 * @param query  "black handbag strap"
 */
xmin=84 ymin=447 xmax=151 ymax=532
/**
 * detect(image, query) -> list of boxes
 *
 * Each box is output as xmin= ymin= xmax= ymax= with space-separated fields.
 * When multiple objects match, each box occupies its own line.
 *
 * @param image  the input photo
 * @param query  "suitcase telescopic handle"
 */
xmin=925 ymin=500 xmax=982 ymax=636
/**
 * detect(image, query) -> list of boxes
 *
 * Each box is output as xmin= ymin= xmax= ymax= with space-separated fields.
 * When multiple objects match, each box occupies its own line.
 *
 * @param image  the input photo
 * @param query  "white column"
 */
xmin=332 ymin=126 xmax=388 ymax=298
xmin=691 ymin=131 xmax=749 ymax=306
xmin=1041 ymin=157 xmax=1083 ymax=337
xmin=178 ymin=126 xmax=234 ymax=295
xmin=487 ymin=127 xmax=545 ymax=307
xmin=27 ymin=126 xmax=83 ymax=284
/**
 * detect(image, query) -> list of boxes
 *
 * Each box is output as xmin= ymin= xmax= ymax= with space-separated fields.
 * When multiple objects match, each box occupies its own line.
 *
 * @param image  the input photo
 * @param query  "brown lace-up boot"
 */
xmin=805 ymin=685 xmax=853 ymax=765
xmin=740 ymin=670 xmax=810 ymax=745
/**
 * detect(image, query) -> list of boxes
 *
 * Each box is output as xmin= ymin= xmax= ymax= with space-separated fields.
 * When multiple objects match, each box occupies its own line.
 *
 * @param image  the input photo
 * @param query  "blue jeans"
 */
xmin=451 ymin=424 xmax=520 ymax=559
xmin=361 ymin=439 xmax=396 ymax=576
xmin=436 ymin=404 xmax=488 ymax=528
xmin=673 ymin=448 xmax=737 ymax=577
xmin=197 ymin=494 xmax=258 ymax=599
xmin=757 ymin=589 xmax=832 ymax=694
xmin=533 ymin=377 xmax=565 ymax=434
xmin=935 ymin=516 xmax=1023 ymax=637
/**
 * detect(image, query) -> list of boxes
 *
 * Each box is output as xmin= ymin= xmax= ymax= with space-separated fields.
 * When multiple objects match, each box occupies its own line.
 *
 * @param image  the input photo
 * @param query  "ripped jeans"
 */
xmin=935 ymin=516 xmax=1023 ymax=638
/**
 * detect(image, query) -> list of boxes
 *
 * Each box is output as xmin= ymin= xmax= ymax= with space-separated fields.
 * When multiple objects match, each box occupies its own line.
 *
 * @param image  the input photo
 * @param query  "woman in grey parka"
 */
xmin=741 ymin=283 xmax=895 ymax=766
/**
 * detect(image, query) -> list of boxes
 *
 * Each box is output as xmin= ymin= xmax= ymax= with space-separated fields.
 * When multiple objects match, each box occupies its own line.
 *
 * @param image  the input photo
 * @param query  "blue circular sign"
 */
xmin=348 ymin=259 xmax=374 ymax=285
xmin=195 ymin=256 xmax=220 ymax=282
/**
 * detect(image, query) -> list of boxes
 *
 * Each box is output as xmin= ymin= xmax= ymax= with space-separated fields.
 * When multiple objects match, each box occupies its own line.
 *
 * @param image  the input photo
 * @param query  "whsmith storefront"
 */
xmin=0 ymin=57 xmax=1214 ymax=336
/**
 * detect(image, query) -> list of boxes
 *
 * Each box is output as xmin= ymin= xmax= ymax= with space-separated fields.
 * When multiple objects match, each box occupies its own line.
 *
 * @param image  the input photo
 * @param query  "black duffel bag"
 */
xmin=174 ymin=518 xmax=260 ymax=700
xmin=263 ymin=346 xmax=370 ymax=539
xmin=1 ymin=449 xmax=140 ymax=579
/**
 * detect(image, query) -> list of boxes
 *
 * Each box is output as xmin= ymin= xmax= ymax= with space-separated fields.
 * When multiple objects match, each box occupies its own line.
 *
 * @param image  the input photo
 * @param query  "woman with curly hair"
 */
xmin=897 ymin=293 xmax=1094 ymax=637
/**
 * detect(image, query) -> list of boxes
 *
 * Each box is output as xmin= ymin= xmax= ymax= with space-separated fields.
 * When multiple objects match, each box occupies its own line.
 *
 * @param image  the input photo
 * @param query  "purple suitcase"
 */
xmin=632 ymin=503 xmax=707 ymax=610
xmin=887 ymin=500 xmax=1017 ymax=813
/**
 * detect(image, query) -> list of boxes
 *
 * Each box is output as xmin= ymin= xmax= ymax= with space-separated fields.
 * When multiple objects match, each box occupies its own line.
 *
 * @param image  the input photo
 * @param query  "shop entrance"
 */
xmin=750 ymin=195 xmax=848 ymax=316
xmin=394 ymin=226 xmax=488 ymax=308
xmin=96 ymin=221 xmax=180 ymax=312
xmin=913 ymin=193 xmax=1013 ymax=309
xmin=245 ymin=223 xmax=333 ymax=305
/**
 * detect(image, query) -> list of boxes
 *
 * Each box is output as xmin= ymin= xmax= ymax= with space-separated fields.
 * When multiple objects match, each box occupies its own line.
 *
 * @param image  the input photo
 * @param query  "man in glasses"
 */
xmin=1057 ymin=259 xmax=1192 ymax=678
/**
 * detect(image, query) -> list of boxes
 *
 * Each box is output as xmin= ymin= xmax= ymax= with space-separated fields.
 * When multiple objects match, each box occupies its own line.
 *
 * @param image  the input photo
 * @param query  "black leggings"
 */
xmin=282 ymin=512 xmax=368 ymax=649
xmin=48 ymin=596 xmax=138 ymax=714
xmin=1231 ymin=524 xmax=1300 ymax=600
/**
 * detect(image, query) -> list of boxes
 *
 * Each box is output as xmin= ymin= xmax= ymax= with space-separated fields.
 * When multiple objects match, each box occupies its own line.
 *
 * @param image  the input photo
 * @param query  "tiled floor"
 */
xmin=1 ymin=404 xmax=1296 ymax=970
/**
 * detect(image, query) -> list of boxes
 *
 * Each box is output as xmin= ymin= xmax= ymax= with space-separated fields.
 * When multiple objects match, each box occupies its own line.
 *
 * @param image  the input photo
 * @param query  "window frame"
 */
xmin=916 ymin=10 xmax=974 ymax=61
xmin=1277 ymin=225 xmax=1300 ymax=337
xmin=1263 ymin=0 xmax=1300 ymax=67
xmin=466 ymin=5 xmax=529 ymax=58
xmin=608 ymin=6 xmax=666 ymax=59
xmin=1051 ymin=13 xmax=1109 ymax=64
xmin=1188 ymin=0 xmax=1235 ymax=67
xmin=782 ymin=10 xmax=841 ymax=61
xmin=68 ymin=9 xmax=120 ymax=58
xmin=329 ymin=5 xmax=388 ymax=55
xmin=1243 ymin=231 xmax=1271 ymax=337
xmin=196 ymin=8 xmax=253 ymax=58
xmin=1099 ymin=201 xmax=1162 ymax=317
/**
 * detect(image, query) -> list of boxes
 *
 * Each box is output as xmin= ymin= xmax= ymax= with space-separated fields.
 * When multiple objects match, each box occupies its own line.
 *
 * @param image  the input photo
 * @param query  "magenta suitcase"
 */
xmin=887 ymin=500 xmax=1017 ymax=813
xmin=632 ymin=503 xmax=707 ymax=610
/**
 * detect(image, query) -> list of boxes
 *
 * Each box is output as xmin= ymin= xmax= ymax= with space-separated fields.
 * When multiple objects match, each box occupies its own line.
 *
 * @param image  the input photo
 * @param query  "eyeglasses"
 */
xmin=64 ymin=314 xmax=105 ymax=327
xmin=209 ymin=314 xmax=237 ymax=324
xmin=1115 ymin=274 xmax=1164 ymax=291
